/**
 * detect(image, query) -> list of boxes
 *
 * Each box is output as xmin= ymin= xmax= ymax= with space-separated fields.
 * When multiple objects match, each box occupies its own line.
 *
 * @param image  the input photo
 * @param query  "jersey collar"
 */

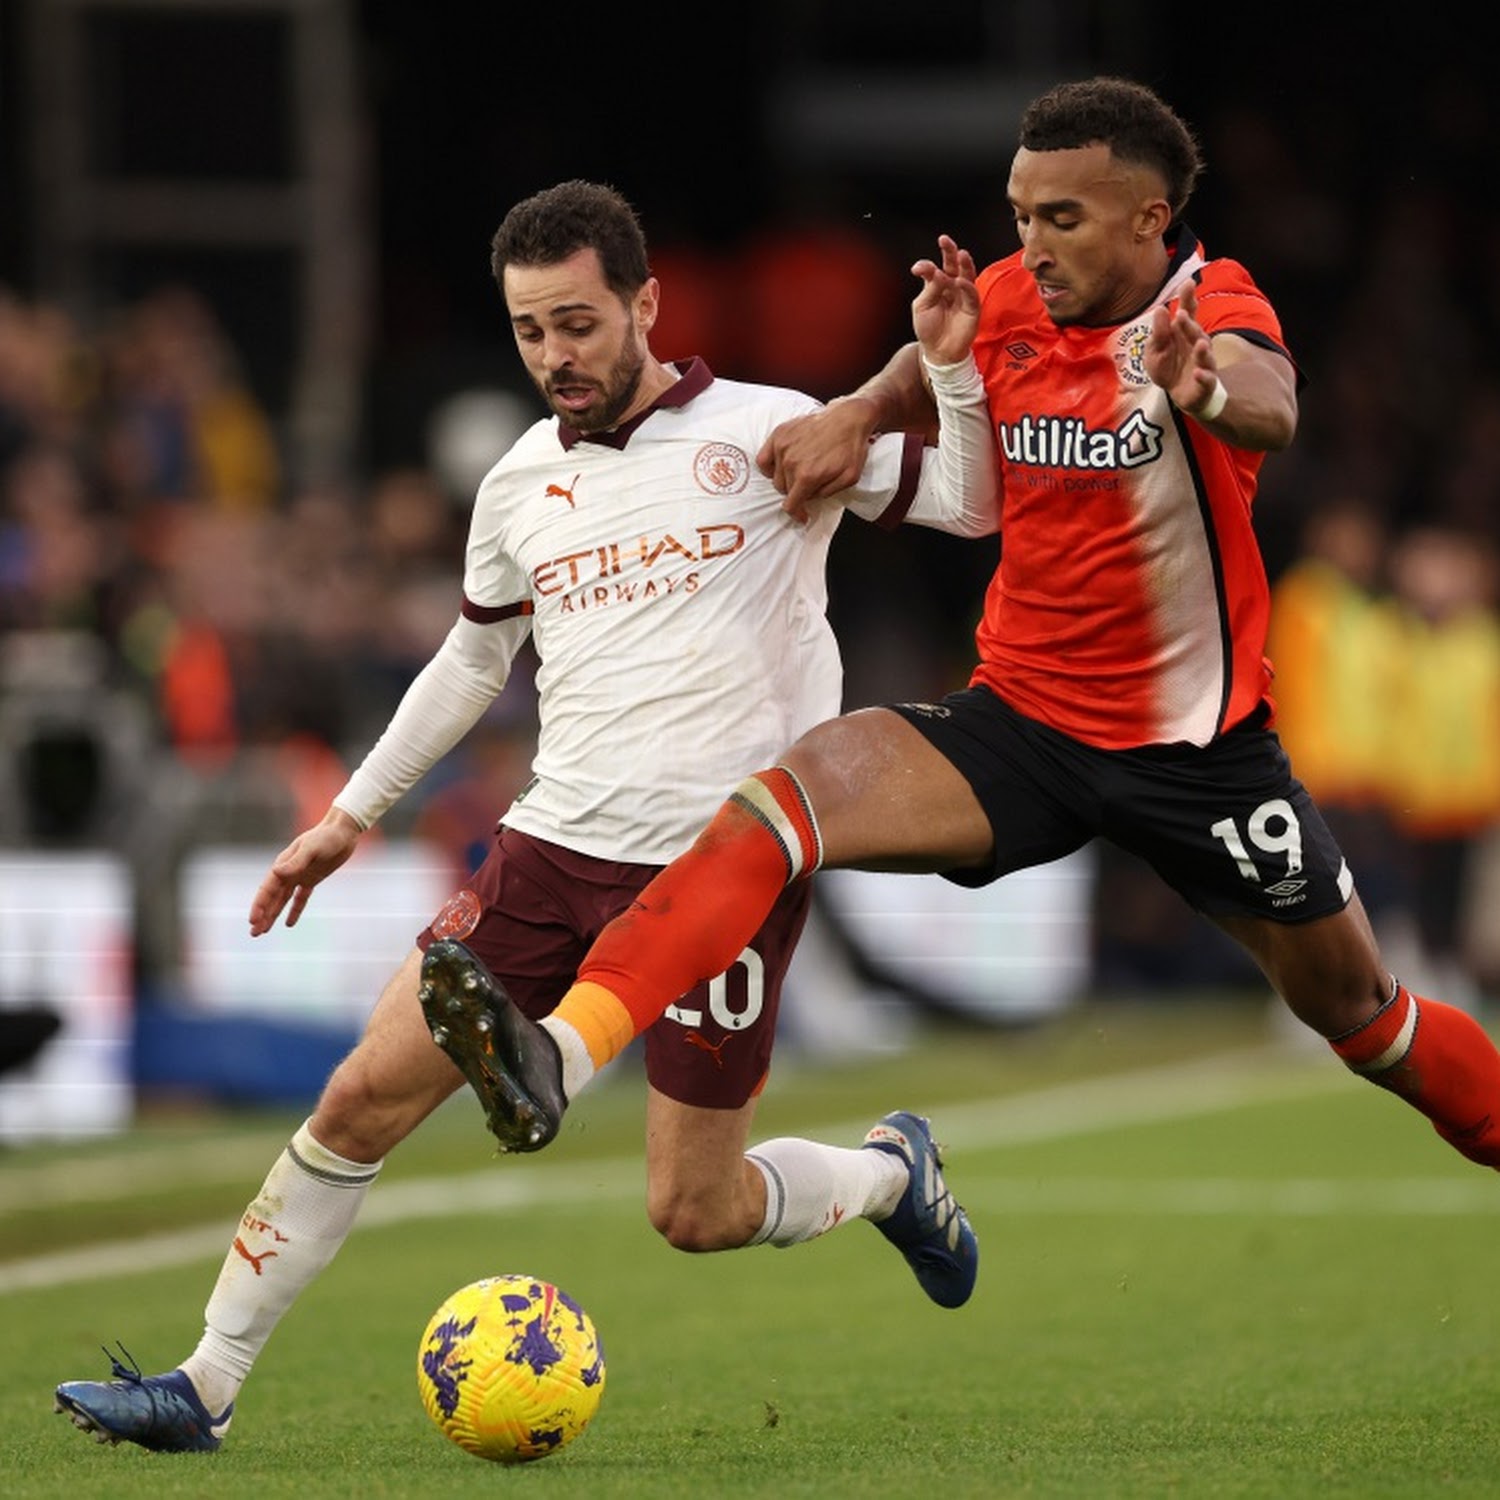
xmin=1118 ymin=225 xmax=1207 ymax=325
xmin=557 ymin=356 xmax=714 ymax=451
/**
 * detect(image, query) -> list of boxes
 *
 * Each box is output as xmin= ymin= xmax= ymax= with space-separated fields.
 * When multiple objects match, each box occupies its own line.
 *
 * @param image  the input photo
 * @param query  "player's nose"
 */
xmin=1019 ymin=228 xmax=1051 ymax=272
xmin=540 ymin=331 xmax=574 ymax=370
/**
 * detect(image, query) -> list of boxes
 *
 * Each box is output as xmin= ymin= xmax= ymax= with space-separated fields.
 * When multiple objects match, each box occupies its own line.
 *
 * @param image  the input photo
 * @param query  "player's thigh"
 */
xmin=1109 ymin=721 xmax=1388 ymax=1032
xmin=353 ymin=947 xmax=460 ymax=1085
xmin=420 ymin=826 xmax=637 ymax=1021
xmin=1114 ymin=721 xmax=1354 ymax=927
xmin=1216 ymin=893 xmax=1387 ymax=1036
xmin=783 ymin=706 xmax=993 ymax=870
xmin=313 ymin=948 xmax=464 ymax=1151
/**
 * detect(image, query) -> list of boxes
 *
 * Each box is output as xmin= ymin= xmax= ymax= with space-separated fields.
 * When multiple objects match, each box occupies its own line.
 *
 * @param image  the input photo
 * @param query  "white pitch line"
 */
xmin=0 ymin=1043 xmax=1396 ymax=1296
xmin=814 ymin=1042 xmax=1347 ymax=1151
xmin=0 ymin=1136 xmax=317 ymax=1213
xmin=0 ymin=1043 xmax=1333 ymax=1212
xmin=0 ymin=1161 xmax=643 ymax=1294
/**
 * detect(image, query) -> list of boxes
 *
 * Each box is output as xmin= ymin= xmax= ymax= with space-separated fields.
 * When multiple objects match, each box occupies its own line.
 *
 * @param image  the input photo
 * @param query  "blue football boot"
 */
xmin=55 ymin=1346 xmax=232 ymax=1453
xmin=862 ymin=1111 xmax=979 ymax=1309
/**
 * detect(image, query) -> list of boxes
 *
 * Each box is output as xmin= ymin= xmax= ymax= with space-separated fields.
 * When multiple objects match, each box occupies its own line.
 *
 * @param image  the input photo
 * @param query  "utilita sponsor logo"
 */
xmin=999 ymin=410 xmax=1163 ymax=470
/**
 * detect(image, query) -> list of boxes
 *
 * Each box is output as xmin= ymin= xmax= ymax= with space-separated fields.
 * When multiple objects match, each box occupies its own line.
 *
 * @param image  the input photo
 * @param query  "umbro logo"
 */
xmin=1005 ymin=341 xmax=1038 ymax=360
xmin=546 ymin=473 xmax=580 ymax=507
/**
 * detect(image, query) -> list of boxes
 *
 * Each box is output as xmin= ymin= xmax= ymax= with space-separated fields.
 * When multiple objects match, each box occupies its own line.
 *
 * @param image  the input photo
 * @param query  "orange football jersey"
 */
xmin=967 ymin=230 xmax=1291 ymax=749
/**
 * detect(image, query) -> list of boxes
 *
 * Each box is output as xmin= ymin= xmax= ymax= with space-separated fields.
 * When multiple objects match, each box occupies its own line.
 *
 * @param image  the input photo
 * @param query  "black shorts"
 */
xmin=890 ymin=687 xmax=1353 ymax=924
xmin=417 ymin=826 xmax=812 ymax=1109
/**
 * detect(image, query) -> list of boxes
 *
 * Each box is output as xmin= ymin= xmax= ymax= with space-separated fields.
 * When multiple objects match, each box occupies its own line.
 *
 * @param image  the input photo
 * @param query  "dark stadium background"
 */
xmin=0 ymin=2 xmax=1493 ymax=1097
xmin=4 ymin=1 xmax=1466 ymax=669
xmin=0 ymin=3 xmax=1466 ymax=482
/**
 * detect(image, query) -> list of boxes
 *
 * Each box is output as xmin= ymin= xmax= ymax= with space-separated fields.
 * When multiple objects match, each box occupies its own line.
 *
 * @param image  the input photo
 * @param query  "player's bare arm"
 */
xmin=248 ymin=804 xmax=364 ymax=935
xmin=761 ymin=343 xmax=935 ymax=523
xmin=771 ymin=237 xmax=980 ymax=525
xmin=1146 ymin=279 xmax=1297 ymax=450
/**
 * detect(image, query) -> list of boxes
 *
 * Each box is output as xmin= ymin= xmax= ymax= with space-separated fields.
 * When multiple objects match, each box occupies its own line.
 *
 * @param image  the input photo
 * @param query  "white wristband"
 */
xmin=921 ymin=351 xmax=983 ymax=394
xmin=1188 ymin=377 xmax=1228 ymax=422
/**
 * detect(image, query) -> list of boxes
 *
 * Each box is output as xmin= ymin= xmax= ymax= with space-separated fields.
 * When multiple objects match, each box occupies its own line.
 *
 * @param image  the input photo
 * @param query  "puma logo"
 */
xmin=545 ymin=473 xmax=580 ymax=507
xmin=683 ymin=1031 xmax=730 ymax=1068
xmin=232 ymin=1236 xmax=279 ymax=1275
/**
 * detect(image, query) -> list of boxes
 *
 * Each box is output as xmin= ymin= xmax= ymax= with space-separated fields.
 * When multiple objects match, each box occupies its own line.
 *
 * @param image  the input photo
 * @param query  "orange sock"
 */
xmin=552 ymin=767 xmax=822 ymax=1070
xmin=1330 ymin=983 xmax=1500 ymax=1168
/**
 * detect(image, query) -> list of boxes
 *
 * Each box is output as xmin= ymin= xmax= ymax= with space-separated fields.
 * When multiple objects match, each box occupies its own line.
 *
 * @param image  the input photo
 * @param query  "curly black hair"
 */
xmin=490 ymin=180 xmax=649 ymax=301
xmin=1019 ymin=77 xmax=1204 ymax=217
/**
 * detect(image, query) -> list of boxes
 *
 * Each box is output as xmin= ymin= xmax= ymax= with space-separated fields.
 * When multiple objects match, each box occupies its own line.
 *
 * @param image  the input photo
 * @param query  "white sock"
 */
xmin=179 ymin=1120 xmax=382 ymax=1414
xmin=539 ymin=1014 xmax=591 ymax=1101
xmin=744 ymin=1137 xmax=906 ymax=1247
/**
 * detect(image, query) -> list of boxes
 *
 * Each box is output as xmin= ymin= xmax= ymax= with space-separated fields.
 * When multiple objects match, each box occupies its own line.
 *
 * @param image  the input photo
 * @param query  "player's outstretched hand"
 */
xmin=911 ymin=234 xmax=979 ymax=367
xmin=248 ymin=807 xmax=364 ymax=935
xmin=1145 ymin=279 xmax=1219 ymax=413
xmin=759 ymin=399 xmax=880 ymax=525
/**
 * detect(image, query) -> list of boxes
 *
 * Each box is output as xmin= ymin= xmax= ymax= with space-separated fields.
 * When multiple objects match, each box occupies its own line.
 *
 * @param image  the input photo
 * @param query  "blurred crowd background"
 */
xmin=1 ymin=1 xmax=1498 ymax=1119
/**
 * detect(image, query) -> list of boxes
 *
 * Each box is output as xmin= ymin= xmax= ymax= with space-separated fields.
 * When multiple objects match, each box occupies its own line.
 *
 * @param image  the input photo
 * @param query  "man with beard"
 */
xmin=55 ymin=179 xmax=990 ymax=1452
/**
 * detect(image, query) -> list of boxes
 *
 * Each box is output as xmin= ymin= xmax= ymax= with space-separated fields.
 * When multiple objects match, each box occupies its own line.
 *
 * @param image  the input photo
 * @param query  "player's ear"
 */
xmin=1136 ymin=197 xmax=1173 ymax=242
xmin=633 ymin=276 xmax=660 ymax=337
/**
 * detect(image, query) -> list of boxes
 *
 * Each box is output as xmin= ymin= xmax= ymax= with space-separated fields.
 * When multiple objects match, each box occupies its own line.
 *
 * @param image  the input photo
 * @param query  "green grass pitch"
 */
xmin=4 ymin=998 xmax=1498 ymax=1498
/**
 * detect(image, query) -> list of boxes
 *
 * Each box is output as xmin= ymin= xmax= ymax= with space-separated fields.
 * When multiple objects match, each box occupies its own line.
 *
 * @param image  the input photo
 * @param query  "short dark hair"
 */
xmin=490 ymin=179 xmax=649 ymax=301
xmin=1019 ymin=77 xmax=1203 ymax=217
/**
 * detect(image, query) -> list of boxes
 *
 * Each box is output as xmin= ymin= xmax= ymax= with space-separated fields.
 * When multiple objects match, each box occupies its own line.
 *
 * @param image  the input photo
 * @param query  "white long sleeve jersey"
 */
xmin=336 ymin=355 xmax=996 ymax=864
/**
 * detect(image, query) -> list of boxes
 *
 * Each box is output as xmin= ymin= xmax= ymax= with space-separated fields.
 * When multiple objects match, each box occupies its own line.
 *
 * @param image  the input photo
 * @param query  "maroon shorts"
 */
xmin=417 ymin=825 xmax=812 ymax=1109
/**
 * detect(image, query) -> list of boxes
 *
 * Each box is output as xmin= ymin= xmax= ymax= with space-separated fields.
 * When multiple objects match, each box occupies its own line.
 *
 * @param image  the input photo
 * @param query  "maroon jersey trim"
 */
xmin=461 ymin=596 xmax=533 ymax=623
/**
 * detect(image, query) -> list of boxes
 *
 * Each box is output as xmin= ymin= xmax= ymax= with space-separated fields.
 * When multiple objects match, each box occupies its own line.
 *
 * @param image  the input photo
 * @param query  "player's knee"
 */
xmin=309 ymin=1074 xmax=388 ymax=1161
xmin=646 ymin=1187 xmax=742 ymax=1253
xmin=1281 ymin=956 xmax=1390 ymax=1037
xmin=311 ymin=1050 xmax=433 ymax=1160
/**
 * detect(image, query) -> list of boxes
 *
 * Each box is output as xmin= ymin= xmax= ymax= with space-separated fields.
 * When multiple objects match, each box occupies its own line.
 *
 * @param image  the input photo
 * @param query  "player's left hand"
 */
xmin=1145 ymin=279 xmax=1220 ymax=413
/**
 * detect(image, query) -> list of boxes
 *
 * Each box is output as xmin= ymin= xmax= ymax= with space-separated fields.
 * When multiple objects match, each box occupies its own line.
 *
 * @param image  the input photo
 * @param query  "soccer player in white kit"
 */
xmin=55 ymin=180 xmax=992 ymax=1452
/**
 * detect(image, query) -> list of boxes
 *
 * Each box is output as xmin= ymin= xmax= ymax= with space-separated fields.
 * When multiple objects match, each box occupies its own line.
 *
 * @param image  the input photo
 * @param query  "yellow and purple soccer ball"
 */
xmin=417 ymin=1274 xmax=606 ymax=1463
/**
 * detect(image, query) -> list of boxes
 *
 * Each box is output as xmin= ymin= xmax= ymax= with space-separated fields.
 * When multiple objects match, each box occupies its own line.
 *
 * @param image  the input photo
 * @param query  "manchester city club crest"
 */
xmin=692 ymin=442 xmax=751 ymax=494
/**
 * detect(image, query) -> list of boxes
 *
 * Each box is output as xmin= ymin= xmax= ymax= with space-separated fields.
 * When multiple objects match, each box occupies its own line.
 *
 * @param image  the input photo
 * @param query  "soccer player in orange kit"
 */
xmin=445 ymin=78 xmax=1500 ymax=1200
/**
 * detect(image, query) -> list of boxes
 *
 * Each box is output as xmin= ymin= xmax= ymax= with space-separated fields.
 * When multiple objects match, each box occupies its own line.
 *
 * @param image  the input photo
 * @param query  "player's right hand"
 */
xmin=758 ymin=398 xmax=881 ymax=524
xmin=911 ymin=234 xmax=979 ymax=366
xmin=248 ymin=807 xmax=363 ymax=935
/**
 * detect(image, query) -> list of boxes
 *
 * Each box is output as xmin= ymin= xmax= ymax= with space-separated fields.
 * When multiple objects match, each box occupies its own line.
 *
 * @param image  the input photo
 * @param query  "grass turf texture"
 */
xmin=4 ymin=997 xmax=1499 ymax=1498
